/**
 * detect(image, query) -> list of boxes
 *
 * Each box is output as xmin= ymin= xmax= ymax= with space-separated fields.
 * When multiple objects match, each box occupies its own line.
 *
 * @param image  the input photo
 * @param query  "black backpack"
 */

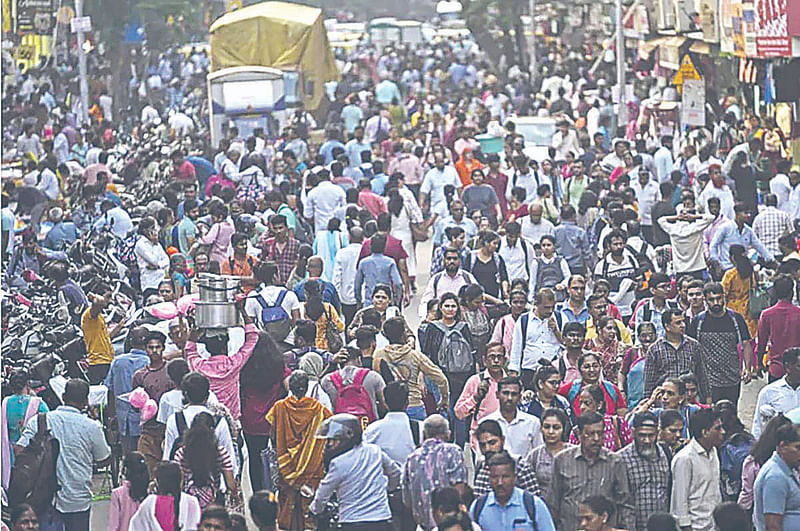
xmin=8 ymin=413 xmax=61 ymax=513
xmin=169 ymin=411 xmax=223 ymax=459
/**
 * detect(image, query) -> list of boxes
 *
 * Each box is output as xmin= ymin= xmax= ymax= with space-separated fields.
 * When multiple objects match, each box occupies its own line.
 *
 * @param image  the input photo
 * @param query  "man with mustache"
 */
xmin=686 ymin=282 xmax=753 ymax=409
xmin=618 ymin=412 xmax=672 ymax=531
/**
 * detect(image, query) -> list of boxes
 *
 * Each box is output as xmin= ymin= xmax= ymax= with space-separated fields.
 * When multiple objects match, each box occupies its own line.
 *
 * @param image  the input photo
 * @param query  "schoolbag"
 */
xmin=254 ymin=290 xmax=292 ymax=342
xmin=720 ymin=432 xmax=754 ymax=500
xmin=625 ymin=240 xmax=654 ymax=276
xmin=433 ymin=321 xmax=474 ymax=373
xmin=640 ymin=299 xmax=680 ymax=324
xmin=330 ymin=368 xmax=376 ymax=425
xmin=472 ymin=489 xmax=537 ymax=530
xmin=169 ymin=410 xmax=223 ymax=460
xmin=8 ymin=413 xmax=61 ymax=513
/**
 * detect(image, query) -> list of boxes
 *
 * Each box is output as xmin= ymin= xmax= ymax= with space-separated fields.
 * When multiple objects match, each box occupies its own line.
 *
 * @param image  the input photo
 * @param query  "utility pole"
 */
xmin=74 ymin=0 xmax=90 ymax=125
xmin=529 ymin=0 xmax=536 ymax=76
xmin=615 ymin=0 xmax=627 ymax=130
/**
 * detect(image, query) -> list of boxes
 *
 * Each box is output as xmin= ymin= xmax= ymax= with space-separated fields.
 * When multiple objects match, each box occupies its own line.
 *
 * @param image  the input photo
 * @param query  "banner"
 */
xmin=16 ymin=0 xmax=54 ymax=35
xmin=753 ymin=0 xmax=791 ymax=57
xmin=681 ymin=78 xmax=706 ymax=127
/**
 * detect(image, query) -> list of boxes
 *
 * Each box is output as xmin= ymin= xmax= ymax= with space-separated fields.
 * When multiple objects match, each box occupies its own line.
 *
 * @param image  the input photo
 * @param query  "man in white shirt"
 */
xmin=93 ymin=200 xmax=134 ymax=238
xmin=769 ymin=160 xmax=793 ymax=213
xmin=498 ymin=221 xmax=535 ymax=285
xmin=37 ymin=160 xmax=60 ymax=201
xmin=509 ymin=288 xmax=561 ymax=389
xmin=520 ymin=203 xmax=555 ymax=247
xmin=551 ymin=121 xmax=582 ymax=163
xmin=305 ymin=168 xmax=347 ymax=233
xmin=364 ymin=380 xmax=418 ymax=466
xmin=244 ymin=262 xmax=302 ymax=338
xmin=420 ymin=153 xmax=462 ymax=218
xmin=333 ymin=226 xmax=365 ymax=325
xmin=483 ymin=376 xmax=543 ymax=460
xmin=658 ymin=212 xmax=715 ymax=277
xmin=162 ymin=372 xmax=236 ymax=473
xmin=752 ymin=348 xmax=800 ymax=438
xmin=698 ymin=163 xmax=735 ymax=221
xmin=630 ymin=168 xmax=661 ymax=244
xmin=654 ymin=136 xmax=674 ymax=183
xmin=505 ymin=156 xmax=540 ymax=203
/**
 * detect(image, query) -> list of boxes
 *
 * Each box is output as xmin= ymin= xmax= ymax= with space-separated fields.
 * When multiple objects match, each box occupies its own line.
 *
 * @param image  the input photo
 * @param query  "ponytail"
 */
xmin=304 ymin=279 xmax=325 ymax=321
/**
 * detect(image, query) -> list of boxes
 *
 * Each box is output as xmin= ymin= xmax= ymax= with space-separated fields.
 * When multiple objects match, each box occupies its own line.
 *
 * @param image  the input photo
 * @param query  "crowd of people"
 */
xmin=2 ymin=10 xmax=800 ymax=531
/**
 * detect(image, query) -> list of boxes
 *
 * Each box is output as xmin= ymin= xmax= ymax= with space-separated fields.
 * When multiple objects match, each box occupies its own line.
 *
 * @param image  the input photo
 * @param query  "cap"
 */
xmin=632 ymin=412 xmax=658 ymax=428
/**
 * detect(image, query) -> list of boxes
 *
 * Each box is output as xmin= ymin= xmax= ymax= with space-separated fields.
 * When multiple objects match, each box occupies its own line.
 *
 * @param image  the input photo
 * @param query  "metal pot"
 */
xmin=197 ymin=273 xmax=239 ymax=303
xmin=195 ymin=301 xmax=241 ymax=329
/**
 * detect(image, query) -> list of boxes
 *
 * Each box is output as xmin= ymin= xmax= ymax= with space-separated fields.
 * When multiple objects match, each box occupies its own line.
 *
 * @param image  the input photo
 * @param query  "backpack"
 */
xmin=472 ymin=489 xmax=537 ymax=530
xmin=624 ymin=240 xmax=653 ymax=276
xmin=254 ymin=290 xmax=292 ymax=342
xmin=696 ymin=309 xmax=744 ymax=344
xmin=330 ymin=368 xmax=376 ymax=425
xmin=640 ymin=299 xmax=679 ymax=324
xmin=433 ymin=322 xmax=474 ymax=373
xmin=169 ymin=411 xmax=223 ymax=460
xmin=720 ymin=432 xmax=754 ymax=500
xmin=8 ymin=413 xmax=61 ymax=513
xmin=432 ymin=271 xmax=473 ymax=299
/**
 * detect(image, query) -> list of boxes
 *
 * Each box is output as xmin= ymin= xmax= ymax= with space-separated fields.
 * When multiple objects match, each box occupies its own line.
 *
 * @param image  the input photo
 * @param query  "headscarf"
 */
xmin=298 ymin=352 xmax=325 ymax=382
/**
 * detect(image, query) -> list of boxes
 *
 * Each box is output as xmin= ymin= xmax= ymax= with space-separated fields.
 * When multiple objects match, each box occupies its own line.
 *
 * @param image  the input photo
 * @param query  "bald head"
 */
xmin=423 ymin=413 xmax=450 ymax=440
xmin=349 ymin=226 xmax=364 ymax=244
xmin=128 ymin=326 xmax=150 ymax=349
xmin=307 ymin=256 xmax=324 ymax=277
xmin=529 ymin=203 xmax=543 ymax=223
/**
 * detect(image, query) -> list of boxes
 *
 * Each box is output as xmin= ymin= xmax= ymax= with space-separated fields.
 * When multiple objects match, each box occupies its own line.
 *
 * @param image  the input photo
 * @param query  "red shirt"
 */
xmin=358 ymin=189 xmax=388 ymax=219
xmin=757 ymin=300 xmax=800 ymax=378
xmin=358 ymin=234 xmax=408 ymax=265
xmin=485 ymin=171 xmax=509 ymax=216
xmin=174 ymin=160 xmax=196 ymax=183
xmin=240 ymin=367 xmax=291 ymax=435
xmin=558 ymin=379 xmax=627 ymax=416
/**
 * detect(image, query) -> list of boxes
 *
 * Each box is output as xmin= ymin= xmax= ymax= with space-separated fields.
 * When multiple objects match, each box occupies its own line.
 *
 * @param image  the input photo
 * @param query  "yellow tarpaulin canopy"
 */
xmin=209 ymin=1 xmax=340 ymax=110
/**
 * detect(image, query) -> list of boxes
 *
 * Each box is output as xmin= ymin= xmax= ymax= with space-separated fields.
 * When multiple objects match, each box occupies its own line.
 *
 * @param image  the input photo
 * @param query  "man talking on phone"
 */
xmin=509 ymin=288 xmax=562 ymax=390
xmin=455 ymin=342 xmax=509 ymax=451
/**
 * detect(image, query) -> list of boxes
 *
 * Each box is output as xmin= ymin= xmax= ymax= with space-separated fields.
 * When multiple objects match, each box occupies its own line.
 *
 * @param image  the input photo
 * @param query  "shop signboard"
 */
xmin=681 ymin=78 xmax=706 ymax=127
xmin=753 ymin=0 xmax=791 ymax=57
xmin=16 ymin=0 xmax=54 ymax=35
xmin=699 ymin=0 xmax=719 ymax=42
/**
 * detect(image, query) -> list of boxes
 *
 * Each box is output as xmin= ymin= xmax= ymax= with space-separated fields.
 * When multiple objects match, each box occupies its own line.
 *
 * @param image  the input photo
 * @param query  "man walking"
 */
xmin=671 ymin=408 xmax=725 ymax=531
xmin=18 ymin=379 xmax=111 ymax=530
xmin=548 ymin=411 xmax=633 ymax=531
xmin=509 ymin=288 xmax=562 ymax=389
xmin=644 ymin=308 xmax=710 ymax=402
xmin=354 ymin=233 xmax=403 ymax=308
xmin=756 ymin=275 xmax=800 ymax=383
xmin=618 ymin=412 xmax=672 ymax=531
xmin=483 ymin=376 xmax=543 ymax=460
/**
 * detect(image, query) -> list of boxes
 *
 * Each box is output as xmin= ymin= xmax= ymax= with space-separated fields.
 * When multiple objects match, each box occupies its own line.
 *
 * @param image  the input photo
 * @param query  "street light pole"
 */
xmin=615 ymin=0 xmax=627 ymax=130
xmin=74 ymin=0 xmax=90 ymax=125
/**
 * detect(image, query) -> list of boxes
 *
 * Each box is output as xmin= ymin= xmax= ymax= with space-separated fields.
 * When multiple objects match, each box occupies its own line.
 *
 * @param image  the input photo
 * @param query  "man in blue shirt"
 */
xmin=753 ymin=423 xmax=800 ymax=531
xmin=710 ymin=202 xmax=775 ymax=270
xmin=104 ymin=327 xmax=151 ymax=454
xmin=43 ymin=207 xmax=79 ymax=250
xmin=355 ymin=233 xmax=403 ymax=307
xmin=345 ymin=126 xmax=371 ymax=168
xmin=470 ymin=451 xmax=555 ymax=531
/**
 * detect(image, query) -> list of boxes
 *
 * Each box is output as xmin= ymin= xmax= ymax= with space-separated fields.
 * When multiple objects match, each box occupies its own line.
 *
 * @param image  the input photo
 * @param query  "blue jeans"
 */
xmin=406 ymin=405 xmax=427 ymax=421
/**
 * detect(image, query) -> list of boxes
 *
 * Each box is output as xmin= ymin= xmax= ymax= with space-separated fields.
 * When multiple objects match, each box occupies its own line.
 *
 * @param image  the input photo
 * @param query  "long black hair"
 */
xmin=156 ymin=461 xmax=183 ymax=531
xmin=241 ymin=331 xmax=287 ymax=393
xmin=304 ymin=279 xmax=325 ymax=321
xmin=123 ymin=451 xmax=150 ymax=502
xmin=182 ymin=412 xmax=221 ymax=488
xmin=750 ymin=414 xmax=791 ymax=465
xmin=729 ymin=244 xmax=754 ymax=279
xmin=387 ymin=189 xmax=404 ymax=217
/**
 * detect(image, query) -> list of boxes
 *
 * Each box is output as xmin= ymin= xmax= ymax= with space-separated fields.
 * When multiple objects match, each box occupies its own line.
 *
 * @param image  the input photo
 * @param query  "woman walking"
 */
xmin=130 ymin=461 xmax=202 ymax=530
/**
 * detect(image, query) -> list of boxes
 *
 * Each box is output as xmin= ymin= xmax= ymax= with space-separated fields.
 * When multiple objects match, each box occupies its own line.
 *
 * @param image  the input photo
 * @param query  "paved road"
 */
xmin=88 ymin=238 xmax=765 ymax=528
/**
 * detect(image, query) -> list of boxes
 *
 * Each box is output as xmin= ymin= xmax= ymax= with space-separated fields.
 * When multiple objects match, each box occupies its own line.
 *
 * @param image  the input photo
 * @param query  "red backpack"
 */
xmin=330 ymin=368 xmax=376 ymax=426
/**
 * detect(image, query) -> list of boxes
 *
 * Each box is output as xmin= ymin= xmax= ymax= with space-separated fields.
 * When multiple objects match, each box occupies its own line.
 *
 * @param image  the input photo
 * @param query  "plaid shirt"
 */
xmin=473 ymin=457 xmax=540 ymax=497
xmin=618 ymin=443 xmax=672 ymax=531
xmin=752 ymin=206 xmax=793 ymax=257
xmin=644 ymin=336 xmax=710 ymax=401
xmin=261 ymin=236 xmax=300 ymax=287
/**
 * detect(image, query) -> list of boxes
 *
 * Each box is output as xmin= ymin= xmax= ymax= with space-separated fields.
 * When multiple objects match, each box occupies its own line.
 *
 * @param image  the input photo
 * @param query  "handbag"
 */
xmin=325 ymin=306 xmax=344 ymax=354
xmin=748 ymin=274 xmax=771 ymax=319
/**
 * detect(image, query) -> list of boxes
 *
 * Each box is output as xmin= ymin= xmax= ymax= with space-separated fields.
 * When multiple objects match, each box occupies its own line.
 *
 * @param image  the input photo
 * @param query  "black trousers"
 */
xmin=87 ymin=364 xmax=110 ymax=385
xmin=342 ymin=303 xmax=358 ymax=328
xmin=340 ymin=521 xmax=393 ymax=530
xmin=711 ymin=384 xmax=741 ymax=409
xmin=243 ymin=432 xmax=269 ymax=492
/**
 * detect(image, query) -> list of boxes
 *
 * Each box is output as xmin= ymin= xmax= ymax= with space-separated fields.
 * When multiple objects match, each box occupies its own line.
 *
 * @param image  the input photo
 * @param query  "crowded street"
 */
xmin=2 ymin=0 xmax=800 ymax=530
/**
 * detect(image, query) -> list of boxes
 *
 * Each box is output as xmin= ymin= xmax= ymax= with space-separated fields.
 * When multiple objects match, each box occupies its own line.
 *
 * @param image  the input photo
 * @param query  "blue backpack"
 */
xmin=254 ymin=290 xmax=291 ymax=342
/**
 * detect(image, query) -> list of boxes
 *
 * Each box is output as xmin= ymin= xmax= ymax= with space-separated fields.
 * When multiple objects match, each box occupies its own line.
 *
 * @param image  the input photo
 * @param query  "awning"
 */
xmin=659 ymin=36 xmax=687 ymax=70
xmin=689 ymin=41 xmax=712 ymax=55
xmin=638 ymin=36 xmax=670 ymax=59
